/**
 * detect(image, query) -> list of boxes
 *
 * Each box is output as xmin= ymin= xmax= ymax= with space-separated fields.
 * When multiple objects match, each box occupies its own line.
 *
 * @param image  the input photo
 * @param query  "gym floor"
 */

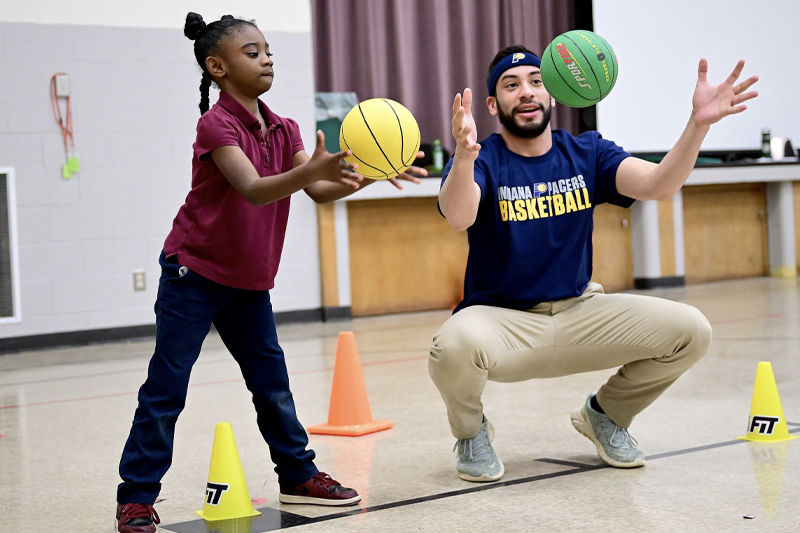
xmin=1 ymin=277 xmax=798 ymax=532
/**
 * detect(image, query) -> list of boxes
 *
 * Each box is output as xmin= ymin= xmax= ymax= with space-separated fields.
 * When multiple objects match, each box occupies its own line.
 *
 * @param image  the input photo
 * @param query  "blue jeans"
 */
xmin=117 ymin=252 xmax=318 ymax=504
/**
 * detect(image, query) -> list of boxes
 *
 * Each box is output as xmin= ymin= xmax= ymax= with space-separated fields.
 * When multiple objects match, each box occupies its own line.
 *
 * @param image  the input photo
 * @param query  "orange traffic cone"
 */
xmin=307 ymin=331 xmax=393 ymax=437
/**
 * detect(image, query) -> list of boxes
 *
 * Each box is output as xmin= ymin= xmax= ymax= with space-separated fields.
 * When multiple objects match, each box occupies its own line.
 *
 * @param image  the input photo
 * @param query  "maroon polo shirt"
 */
xmin=164 ymin=91 xmax=305 ymax=290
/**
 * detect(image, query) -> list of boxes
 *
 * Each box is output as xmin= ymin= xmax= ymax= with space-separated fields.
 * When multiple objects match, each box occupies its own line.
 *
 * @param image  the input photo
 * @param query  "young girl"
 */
xmin=115 ymin=12 xmax=423 ymax=533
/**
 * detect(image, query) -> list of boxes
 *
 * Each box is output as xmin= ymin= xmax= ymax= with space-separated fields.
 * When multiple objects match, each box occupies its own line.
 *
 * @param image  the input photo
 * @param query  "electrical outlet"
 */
xmin=133 ymin=270 xmax=146 ymax=291
xmin=55 ymin=74 xmax=70 ymax=97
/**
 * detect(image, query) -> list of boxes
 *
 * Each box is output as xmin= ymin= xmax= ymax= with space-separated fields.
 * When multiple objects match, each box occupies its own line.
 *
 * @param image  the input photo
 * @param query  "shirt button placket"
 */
xmin=266 ymin=131 xmax=272 ymax=166
xmin=257 ymin=127 xmax=268 ymax=166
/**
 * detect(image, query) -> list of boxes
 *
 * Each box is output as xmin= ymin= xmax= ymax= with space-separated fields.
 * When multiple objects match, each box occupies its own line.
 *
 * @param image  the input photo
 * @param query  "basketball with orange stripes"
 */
xmin=540 ymin=30 xmax=618 ymax=108
xmin=339 ymin=98 xmax=421 ymax=180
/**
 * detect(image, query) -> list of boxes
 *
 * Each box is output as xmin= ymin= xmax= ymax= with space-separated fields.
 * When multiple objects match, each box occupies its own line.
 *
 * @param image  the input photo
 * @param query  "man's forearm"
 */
xmin=439 ymin=156 xmax=480 ymax=231
xmin=649 ymin=115 xmax=711 ymax=200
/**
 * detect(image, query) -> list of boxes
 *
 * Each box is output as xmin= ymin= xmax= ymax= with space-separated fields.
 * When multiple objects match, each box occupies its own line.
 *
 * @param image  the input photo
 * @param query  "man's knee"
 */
xmin=672 ymin=305 xmax=713 ymax=361
xmin=429 ymin=314 xmax=496 ymax=376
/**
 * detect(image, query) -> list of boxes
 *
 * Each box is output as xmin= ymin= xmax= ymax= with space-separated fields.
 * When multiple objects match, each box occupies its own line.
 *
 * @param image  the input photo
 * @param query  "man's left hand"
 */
xmin=692 ymin=58 xmax=758 ymax=126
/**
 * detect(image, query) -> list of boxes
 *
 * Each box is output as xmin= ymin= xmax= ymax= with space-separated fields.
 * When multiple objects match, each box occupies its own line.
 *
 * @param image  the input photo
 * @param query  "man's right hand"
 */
xmin=452 ymin=88 xmax=481 ymax=162
xmin=441 ymin=88 xmax=482 ymax=231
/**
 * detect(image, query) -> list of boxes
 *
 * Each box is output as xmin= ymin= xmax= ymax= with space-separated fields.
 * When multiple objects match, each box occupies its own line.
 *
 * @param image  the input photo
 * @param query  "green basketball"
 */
xmin=540 ymin=30 xmax=618 ymax=108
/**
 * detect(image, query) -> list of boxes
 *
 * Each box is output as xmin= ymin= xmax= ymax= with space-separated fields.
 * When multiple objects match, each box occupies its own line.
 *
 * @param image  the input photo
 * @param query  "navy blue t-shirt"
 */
xmin=441 ymin=130 xmax=634 ymax=312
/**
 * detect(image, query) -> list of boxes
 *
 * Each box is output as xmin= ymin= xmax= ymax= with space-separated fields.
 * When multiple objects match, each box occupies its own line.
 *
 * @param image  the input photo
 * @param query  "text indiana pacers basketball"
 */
xmin=497 ymin=175 xmax=593 ymax=222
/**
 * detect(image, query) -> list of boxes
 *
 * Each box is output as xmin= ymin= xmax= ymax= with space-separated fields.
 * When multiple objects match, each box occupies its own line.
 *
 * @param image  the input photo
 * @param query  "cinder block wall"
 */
xmin=0 ymin=1 xmax=321 ymax=339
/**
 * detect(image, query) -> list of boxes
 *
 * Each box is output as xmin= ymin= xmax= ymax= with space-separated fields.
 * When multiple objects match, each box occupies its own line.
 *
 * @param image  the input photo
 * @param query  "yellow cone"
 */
xmin=737 ymin=362 xmax=798 ymax=442
xmin=196 ymin=423 xmax=262 ymax=521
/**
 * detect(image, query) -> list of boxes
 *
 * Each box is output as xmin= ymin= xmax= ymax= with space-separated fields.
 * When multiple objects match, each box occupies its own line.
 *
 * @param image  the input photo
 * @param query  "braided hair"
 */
xmin=184 ymin=12 xmax=258 ymax=115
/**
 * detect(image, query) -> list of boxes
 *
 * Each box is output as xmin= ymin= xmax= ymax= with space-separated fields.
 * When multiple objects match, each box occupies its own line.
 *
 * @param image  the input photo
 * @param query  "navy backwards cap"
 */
xmin=487 ymin=52 xmax=542 ymax=96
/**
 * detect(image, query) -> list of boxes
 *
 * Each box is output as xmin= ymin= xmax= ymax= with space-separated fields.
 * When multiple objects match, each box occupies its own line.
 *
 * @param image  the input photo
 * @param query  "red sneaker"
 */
xmin=115 ymin=503 xmax=160 ymax=533
xmin=278 ymin=472 xmax=361 ymax=506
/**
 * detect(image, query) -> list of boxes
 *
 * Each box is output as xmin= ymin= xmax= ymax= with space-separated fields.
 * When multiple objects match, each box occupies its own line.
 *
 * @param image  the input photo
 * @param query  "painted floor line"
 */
xmin=709 ymin=312 xmax=800 ymax=325
xmin=713 ymin=336 xmax=800 ymax=341
xmin=163 ymin=465 xmax=593 ymax=533
xmin=0 ymin=355 xmax=428 ymax=410
xmin=162 ymin=424 xmax=800 ymax=533
xmin=534 ymin=457 xmax=601 ymax=469
xmin=0 ymin=348 xmax=425 ymax=388
xmin=647 ymin=438 xmax=752 ymax=460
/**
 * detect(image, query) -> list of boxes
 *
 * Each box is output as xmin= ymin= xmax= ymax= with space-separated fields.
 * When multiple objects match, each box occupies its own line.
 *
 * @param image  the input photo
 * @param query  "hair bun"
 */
xmin=220 ymin=15 xmax=235 ymax=21
xmin=184 ymin=12 xmax=207 ymax=40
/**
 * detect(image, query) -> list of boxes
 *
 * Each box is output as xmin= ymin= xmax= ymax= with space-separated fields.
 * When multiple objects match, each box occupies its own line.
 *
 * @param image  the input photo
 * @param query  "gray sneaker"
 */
xmin=570 ymin=393 xmax=645 ymax=468
xmin=454 ymin=417 xmax=505 ymax=482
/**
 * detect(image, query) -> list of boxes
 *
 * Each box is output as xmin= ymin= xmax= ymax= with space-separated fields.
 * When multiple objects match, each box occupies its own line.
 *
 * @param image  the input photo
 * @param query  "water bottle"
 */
xmin=432 ymin=139 xmax=443 ymax=172
xmin=761 ymin=128 xmax=771 ymax=158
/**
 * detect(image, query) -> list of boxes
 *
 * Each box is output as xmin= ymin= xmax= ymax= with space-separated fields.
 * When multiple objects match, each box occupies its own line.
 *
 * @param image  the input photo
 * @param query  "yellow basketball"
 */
xmin=339 ymin=98 xmax=421 ymax=180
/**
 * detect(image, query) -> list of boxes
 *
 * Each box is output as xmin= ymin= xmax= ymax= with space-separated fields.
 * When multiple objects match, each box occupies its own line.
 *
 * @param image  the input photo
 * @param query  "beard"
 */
xmin=496 ymin=99 xmax=551 ymax=139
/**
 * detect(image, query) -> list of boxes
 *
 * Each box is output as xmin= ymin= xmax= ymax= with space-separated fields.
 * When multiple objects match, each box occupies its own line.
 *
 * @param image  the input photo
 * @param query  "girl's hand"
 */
xmin=308 ymin=130 xmax=364 ymax=188
xmin=388 ymin=151 xmax=427 ymax=190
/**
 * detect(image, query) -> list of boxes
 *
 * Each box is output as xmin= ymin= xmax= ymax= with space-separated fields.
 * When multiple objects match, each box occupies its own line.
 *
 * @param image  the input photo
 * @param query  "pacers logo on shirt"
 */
xmin=498 ymin=175 xmax=592 ymax=222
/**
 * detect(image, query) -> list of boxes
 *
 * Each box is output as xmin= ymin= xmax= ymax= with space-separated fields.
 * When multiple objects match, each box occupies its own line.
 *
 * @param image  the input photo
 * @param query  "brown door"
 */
xmin=591 ymin=204 xmax=634 ymax=292
xmin=348 ymin=197 xmax=469 ymax=316
xmin=683 ymin=183 xmax=769 ymax=283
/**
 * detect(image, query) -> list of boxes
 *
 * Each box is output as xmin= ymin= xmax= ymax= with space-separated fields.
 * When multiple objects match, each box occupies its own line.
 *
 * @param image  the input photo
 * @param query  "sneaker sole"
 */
xmin=458 ymin=459 xmax=505 ymax=482
xmin=570 ymin=407 xmax=645 ymax=469
xmin=457 ymin=418 xmax=505 ymax=482
xmin=114 ymin=518 xmax=160 ymax=533
xmin=278 ymin=493 xmax=362 ymax=506
xmin=114 ymin=518 xmax=158 ymax=532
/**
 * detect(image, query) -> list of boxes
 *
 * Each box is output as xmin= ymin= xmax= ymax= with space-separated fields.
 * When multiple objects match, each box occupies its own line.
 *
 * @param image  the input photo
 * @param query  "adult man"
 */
xmin=431 ymin=45 xmax=758 ymax=481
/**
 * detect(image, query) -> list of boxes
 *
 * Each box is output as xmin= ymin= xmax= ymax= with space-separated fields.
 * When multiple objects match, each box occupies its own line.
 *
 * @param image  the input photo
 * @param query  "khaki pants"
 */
xmin=428 ymin=283 xmax=712 ymax=439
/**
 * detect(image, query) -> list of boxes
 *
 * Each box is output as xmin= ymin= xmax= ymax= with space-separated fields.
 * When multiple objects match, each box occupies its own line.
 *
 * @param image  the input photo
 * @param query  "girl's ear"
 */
xmin=205 ymin=55 xmax=226 ymax=80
